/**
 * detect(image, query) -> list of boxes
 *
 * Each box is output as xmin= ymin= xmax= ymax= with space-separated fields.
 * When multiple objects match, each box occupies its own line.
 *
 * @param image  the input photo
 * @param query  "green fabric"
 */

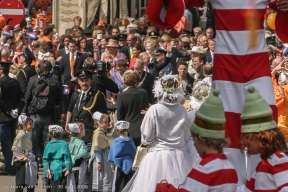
xmin=241 ymin=86 xmax=277 ymax=133
xmin=69 ymin=137 xmax=88 ymax=165
xmin=43 ymin=140 xmax=72 ymax=181
xmin=190 ymin=123 xmax=225 ymax=139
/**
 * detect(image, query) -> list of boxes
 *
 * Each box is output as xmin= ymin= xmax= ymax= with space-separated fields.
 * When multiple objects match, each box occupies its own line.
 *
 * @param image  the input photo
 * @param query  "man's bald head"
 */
xmin=271 ymin=57 xmax=283 ymax=70
xmin=203 ymin=63 xmax=213 ymax=76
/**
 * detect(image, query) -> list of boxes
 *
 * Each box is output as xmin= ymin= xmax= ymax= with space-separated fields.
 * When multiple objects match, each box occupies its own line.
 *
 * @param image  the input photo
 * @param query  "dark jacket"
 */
xmin=204 ymin=49 xmax=213 ymax=64
xmin=22 ymin=75 xmax=62 ymax=116
xmin=147 ymin=55 xmax=172 ymax=80
xmin=16 ymin=64 xmax=37 ymax=95
xmin=92 ymin=73 xmax=119 ymax=94
xmin=117 ymin=86 xmax=149 ymax=138
xmin=0 ymin=75 xmax=23 ymax=122
xmin=119 ymin=46 xmax=131 ymax=62
xmin=68 ymin=88 xmax=108 ymax=142
xmin=138 ymin=71 xmax=154 ymax=104
xmin=170 ymin=47 xmax=191 ymax=74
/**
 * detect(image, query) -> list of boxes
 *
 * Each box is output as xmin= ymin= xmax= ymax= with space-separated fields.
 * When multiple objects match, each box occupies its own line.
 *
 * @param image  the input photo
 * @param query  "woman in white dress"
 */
xmin=123 ymin=74 xmax=195 ymax=192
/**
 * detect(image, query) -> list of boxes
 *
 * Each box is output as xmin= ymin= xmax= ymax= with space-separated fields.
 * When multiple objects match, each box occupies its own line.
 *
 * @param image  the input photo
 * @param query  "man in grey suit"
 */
xmin=204 ymin=39 xmax=215 ymax=64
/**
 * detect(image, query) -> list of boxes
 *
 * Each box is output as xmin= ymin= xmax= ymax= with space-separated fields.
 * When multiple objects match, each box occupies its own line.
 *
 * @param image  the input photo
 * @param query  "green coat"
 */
xmin=43 ymin=140 xmax=72 ymax=181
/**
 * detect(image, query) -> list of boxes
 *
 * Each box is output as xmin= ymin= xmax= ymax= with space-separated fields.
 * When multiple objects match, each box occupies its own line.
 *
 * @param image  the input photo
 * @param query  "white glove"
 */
xmin=10 ymin=109 xmax=18 ymax=118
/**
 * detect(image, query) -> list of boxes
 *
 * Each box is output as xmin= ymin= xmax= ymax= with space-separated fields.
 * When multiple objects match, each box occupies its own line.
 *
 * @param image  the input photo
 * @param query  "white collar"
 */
xmin=81 ymin=87 xmax=91 ymax=95
xmin=70 ymin=51 xmax=78 ymax=55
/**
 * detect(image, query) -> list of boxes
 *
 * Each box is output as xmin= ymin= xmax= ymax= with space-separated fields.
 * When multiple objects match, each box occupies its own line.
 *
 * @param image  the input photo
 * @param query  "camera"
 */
xmin=96 ymin=61 xmax=111 ymax=76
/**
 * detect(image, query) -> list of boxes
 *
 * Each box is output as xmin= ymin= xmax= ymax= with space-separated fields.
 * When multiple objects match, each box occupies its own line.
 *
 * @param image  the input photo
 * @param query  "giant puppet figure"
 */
xmin=147 ymin=0 xmax=288 ymax=184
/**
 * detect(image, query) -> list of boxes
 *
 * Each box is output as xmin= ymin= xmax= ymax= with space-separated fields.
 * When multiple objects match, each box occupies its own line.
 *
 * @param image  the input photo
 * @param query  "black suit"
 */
xmin=0 ymin=75 xmax=22 ymax=121
xmin=60 ymin=52 xmax=84 ymax=112
xmin=16 ymin=64 xmax=36 ymax=95
xmin=68 ymin=88 xmax=107 ymax=142
xmin=56 ymin=47 xmax=68 ymax=58
xmin=119 ymin=46 xmax=131 ymax=62
xmin=138 ymin=71 xmax=154 ymax=104
xmin=117 ymin=86 xmax=149 ymax=145
xmin=87 ymin=38 xmax=93 ymax=50
xmin=170 ymin=47 xmax=190 ymax=74
xmin=204 ymin=50 xmax=213 ymax=64
xmin=0 ymin=75 xmax=22 ymax=172
xmin=147 ymin=56 xmax=172 ymax=80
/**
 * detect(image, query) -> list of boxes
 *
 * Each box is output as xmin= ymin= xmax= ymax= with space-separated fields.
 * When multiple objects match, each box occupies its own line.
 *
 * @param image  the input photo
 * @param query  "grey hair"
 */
xmin=0 ymin=47 xmax=10 ymax=57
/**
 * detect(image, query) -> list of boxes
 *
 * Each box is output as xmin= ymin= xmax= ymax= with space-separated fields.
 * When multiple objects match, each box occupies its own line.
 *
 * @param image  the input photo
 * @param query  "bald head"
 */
xmin=271 ymin=57 xmax=283 ymax=70
xmin=203 ymin=64 xmax=213 ymax=76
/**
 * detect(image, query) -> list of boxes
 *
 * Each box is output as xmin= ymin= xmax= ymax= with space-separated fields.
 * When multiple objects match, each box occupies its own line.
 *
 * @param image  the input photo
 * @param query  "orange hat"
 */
xmin=98 ymin=20 xmax=105 ymax=26
xmin=0 ymin=13 xmax=6 ymax=26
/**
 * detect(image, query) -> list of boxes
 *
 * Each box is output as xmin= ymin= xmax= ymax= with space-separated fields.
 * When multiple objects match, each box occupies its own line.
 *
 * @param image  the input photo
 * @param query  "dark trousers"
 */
xmin=0 ymin=121 xmax=14 ymax=172
xmin=115 ymin=168 xmax=134 ymax=192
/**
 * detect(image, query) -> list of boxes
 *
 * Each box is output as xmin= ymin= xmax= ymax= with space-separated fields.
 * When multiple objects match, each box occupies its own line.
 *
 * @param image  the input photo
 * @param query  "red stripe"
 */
xmin=224 ymin=112 xmax=242 ymax=148
xmin=256 ymin=160 xmax=272 ymax=173
xmin=189 ymin=168 xmax=238 ymax=186
xmin=246 ymin=177 xmax=256 ymax=191
xmin=278 ymin=183 xmax=288 ymax=191
xmin=214 ymin=9 xmax=266 ymax=31
xmin=213 ymin=53 xmax=270 ymax=82
xmin=272 ymin=162 xmax=288 ymax=175
xmin=224 ymin=105 xmax=277 ymax=149
xmin=200 ymin=153 xmax=227 ymax=166
xmin=274 ymin=151 xmax=284 ymax=158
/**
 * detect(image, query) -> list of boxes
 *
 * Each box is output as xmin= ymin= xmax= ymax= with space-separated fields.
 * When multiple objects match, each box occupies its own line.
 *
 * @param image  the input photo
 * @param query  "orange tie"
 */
xmin=71 ymin=53 xmax=75 ymax=76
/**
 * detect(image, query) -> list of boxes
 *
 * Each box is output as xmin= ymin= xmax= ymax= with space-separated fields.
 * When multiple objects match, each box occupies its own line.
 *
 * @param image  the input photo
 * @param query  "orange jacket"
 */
xmin=272 ymin=74 xmax=288 ymax=140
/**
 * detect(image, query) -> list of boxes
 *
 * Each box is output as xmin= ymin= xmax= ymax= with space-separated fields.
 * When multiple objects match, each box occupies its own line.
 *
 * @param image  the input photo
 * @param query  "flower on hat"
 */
xmin=48 ymin=125 xmax=64 ymax=133
xmin=153 ymin=74 xmax=184 ymax=104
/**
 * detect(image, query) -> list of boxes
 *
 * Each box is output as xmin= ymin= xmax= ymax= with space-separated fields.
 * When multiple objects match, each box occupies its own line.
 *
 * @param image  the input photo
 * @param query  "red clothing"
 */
xmin=129 ymin=57 xmax=137 ymax=69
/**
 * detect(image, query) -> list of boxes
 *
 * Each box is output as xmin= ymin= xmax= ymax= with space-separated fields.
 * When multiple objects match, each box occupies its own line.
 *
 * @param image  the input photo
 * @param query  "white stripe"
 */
xmin=159 ymin=6 xmax=166 ymax=23
xmin=268 ymin=153 xmax=288 ymax=166
xmin=0 ymin=9 xmax=24 ymax=15
xmin=254 ymin=172 xmax=276 ymax=190
xmin=196 ymin=158 xmax=235 ymax=173
xmin=274 ymin=170 xmax=288 ymax=188
xmin=212 ymin=77 xmax=275 ymax=113
xmin=181 ymin=177 xmax=210 ymax=191
xmin=214 ymin=30 xmax=267 ymax=56
xmin=181 ymin=177 xmax=237 ymax=191
xmin=209 ymin=0 xmax=273 ymax=10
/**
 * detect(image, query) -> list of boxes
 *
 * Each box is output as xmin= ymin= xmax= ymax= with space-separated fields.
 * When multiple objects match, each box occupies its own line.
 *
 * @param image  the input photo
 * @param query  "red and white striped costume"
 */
xmin=178 ymin=153 xmax=238 ymax=192
xmin=237 ymin=152 xmax=288 ymax=192
xmin=204 ymin=0 xmax=277 ymax=184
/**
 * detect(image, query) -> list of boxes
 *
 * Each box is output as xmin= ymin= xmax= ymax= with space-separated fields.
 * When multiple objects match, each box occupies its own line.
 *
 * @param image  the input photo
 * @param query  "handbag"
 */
xmin=132 ymin=143 xmax=148 ymax=171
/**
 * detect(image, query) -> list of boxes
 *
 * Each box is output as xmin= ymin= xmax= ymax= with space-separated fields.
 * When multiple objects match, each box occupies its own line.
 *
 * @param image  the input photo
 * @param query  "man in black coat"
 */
xmin=0 ymin=62 xmax=22 ymax=175
xmin=16 ymin=49 xmax=36 ymax=95
xmin=83 ymin=29 xmax=94 ymax=50
xmin=56 ymin=35 xmax=72 ymax=59
xmin=66 ymin=69 xmax=107 ymax=144
xmin=60 ymin=40 xmax=84 ymax=115
xmin=22 ymin=60 xmax=62 ymax=162
xmin=147 ymin=46 xmax=173 ymax=80
xmin=134 ymin=59 xmax=154 ymax=104
xmin=118 ymin=34 xmax=130 ymax=62
xmin=117 ymin=71 xmax=149 ymax=147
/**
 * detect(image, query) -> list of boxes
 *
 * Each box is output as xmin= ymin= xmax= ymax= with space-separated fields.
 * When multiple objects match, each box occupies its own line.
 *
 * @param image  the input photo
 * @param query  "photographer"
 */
xmin=83 ymin=57 xmax=119 ymax=94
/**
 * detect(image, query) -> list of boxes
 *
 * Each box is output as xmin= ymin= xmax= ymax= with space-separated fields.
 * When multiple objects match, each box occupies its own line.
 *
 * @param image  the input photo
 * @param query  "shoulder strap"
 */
xmin=17 ymin=69 xmax=27 ymax=81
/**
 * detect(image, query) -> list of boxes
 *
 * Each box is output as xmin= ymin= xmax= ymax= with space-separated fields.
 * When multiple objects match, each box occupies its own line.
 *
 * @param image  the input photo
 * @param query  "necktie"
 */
xmin=78 ymin=92 xmax=84 ymax=110
xmin=130 ymin=47 xmax=134 ymax=58
xmin=94 ymin=52 xmax=97 ymax=60
xmin=71 ymin=53 xmax=75 ymax=76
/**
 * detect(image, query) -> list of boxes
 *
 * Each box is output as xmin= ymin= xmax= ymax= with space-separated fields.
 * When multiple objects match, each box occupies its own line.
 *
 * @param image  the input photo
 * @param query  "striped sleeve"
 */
xmin=270 ymin=153 xmax=288 ymax=191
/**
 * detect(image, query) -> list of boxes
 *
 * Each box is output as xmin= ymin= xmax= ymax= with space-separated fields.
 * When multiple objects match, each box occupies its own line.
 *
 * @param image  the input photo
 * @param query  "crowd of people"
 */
xmin=0 ymin=0 xmax=288 ymax=192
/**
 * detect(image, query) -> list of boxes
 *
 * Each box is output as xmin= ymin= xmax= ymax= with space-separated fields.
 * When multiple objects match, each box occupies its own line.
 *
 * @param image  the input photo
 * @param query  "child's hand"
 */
xmin=64 ymin=170 xmax=70 ymax=176
xmin=97 ymin=162 xmax=102 ymax=171
xmin=47 ymin=170 xmax=52 ymax=179
xmin=23 ymin=157 xmax=28 ymax=162
xmin=111 ymin=167 xmax=115 ymax=172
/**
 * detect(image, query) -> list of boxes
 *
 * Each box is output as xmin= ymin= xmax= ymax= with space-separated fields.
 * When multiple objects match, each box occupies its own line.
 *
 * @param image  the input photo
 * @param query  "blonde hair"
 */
xmin=94 ymin=114 xmax=109 ymax=129
xmin=42 ymin=56 xmax=55 ymax=67
xmin=160 ymin=35 xmax=171 ymax=43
